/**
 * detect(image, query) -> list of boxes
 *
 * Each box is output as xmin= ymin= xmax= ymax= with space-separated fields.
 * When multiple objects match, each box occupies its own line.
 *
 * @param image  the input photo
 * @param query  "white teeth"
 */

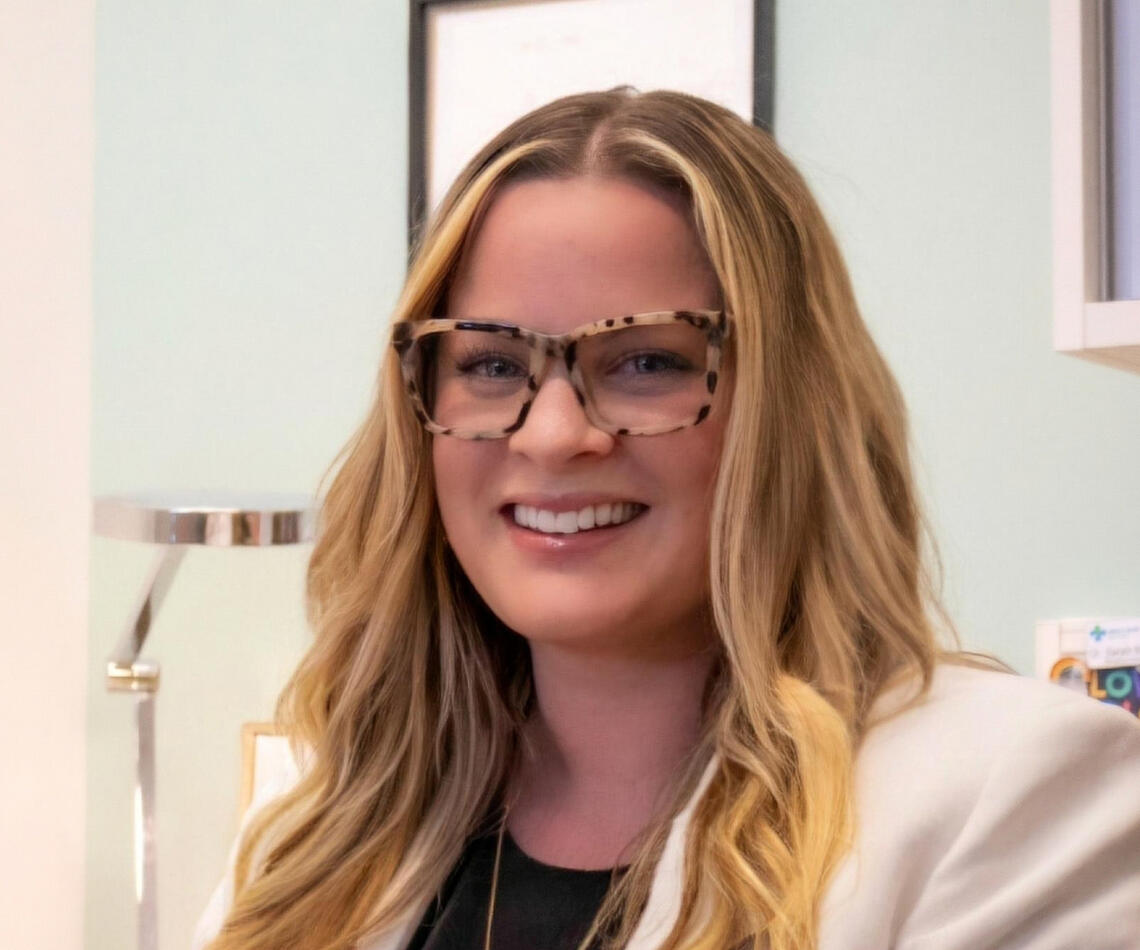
xmin=511 ymin=502 xmax=644 ymax=534
xmin=554 ymin=511 xmax=578 ymax=533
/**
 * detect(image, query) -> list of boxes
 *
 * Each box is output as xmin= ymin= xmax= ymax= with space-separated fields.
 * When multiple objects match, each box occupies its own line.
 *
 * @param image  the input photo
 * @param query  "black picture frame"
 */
xmin=406 ymin=0 xmax=775 ymax=251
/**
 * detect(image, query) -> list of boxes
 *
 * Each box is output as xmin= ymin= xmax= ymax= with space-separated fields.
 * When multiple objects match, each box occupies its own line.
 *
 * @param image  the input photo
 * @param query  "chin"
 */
xmin=492 ymin=599 xmax=640 ymax=652
xmin=498 ymin=600 xmax=713 ymax=661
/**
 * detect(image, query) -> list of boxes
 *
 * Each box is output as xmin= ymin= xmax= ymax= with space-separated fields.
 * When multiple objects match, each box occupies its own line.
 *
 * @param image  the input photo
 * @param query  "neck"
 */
xmin=505 ymin=638 xmax=718 ymax=867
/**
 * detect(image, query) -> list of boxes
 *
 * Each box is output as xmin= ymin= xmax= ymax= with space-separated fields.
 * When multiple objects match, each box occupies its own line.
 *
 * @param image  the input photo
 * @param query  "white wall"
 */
xmin=0 ymin=1 xmax=93 ymax=948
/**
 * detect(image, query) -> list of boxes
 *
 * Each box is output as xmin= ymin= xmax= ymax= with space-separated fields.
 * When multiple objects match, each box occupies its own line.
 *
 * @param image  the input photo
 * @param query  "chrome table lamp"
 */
xmin=92 ymin=492 xmax=316 ymax=950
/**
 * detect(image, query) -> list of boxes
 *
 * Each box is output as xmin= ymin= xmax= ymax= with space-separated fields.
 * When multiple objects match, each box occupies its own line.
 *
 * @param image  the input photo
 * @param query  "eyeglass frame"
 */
xmin=390 ymin=309 xmax=732 ymax=440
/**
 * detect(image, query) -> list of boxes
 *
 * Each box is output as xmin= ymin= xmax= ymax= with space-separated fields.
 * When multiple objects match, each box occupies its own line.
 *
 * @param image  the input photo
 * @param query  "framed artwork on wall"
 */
xmin=407 ymin=0 xmax=775 ymax=246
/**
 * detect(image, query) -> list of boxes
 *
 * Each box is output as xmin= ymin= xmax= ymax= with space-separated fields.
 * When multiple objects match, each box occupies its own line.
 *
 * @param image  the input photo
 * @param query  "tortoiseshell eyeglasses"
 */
xmin=391 ymin=309 xmax=730 ymax=440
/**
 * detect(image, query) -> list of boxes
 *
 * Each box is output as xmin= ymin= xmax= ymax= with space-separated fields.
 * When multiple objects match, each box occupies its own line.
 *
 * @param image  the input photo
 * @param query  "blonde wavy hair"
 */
xmin=206 ymin=88 xmax=965 ymax=950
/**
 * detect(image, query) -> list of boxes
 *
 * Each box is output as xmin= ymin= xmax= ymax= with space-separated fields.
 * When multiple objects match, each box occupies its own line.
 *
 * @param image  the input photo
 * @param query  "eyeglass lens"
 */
xmin=413 ymin=322 xmax=711 ymax=432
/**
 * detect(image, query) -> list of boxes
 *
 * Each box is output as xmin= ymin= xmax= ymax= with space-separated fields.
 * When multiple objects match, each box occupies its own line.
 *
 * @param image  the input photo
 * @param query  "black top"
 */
xmin=405 ymin=827 xmax=625 ymax=950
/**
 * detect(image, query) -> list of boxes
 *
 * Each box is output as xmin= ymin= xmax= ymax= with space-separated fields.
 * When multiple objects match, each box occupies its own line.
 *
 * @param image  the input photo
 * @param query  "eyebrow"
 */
xmin=432 ymin=309 xmax=724 ymax=336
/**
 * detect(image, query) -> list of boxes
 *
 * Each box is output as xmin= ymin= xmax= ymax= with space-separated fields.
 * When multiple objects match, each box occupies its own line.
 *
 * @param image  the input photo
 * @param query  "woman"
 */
xmin=194 ymin=88 xmax=1140 ymax=950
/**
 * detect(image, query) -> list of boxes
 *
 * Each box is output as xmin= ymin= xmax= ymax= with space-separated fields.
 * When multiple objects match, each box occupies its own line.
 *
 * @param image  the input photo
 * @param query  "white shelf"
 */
xmin=1051 ymin=0 xmax=1140 ymax=375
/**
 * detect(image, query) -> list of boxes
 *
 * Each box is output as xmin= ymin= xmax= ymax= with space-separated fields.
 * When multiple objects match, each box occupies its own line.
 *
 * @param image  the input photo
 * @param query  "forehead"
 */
xmin=446 ymin=176 xmax=719 ymax=334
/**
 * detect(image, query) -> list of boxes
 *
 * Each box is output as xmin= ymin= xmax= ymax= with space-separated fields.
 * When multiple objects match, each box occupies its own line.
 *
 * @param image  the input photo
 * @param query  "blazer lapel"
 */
xmin=357 ymin=925 xmax=411 ymax=950
xmin=625 ymin=756 xmax=719 ymax=950
xmin=355 ymin=901 xmax=423 ymax=950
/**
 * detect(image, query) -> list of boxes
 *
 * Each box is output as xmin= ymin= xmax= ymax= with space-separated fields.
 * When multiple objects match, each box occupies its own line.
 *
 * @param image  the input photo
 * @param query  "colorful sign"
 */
xmin=1049 ymin=656 xmax=1140 ymax=718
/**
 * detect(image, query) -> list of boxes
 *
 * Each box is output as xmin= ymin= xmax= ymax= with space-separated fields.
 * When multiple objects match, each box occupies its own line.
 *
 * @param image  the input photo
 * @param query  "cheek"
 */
xmin=639 ymin=423 xmax=724 ymax=560
xmin=431 ymin=439 xmax=485 ymax=537
xmin=664 ymin=420 xmax=724 ymax=512
xmin=432 ymin=436 xmax=513 ymax=584
xmin=681 ymin=426 xmax=725 ymax=562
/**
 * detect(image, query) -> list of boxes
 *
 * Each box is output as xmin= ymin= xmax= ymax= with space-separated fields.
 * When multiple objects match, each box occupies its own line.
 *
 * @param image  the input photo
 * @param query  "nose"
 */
xmin=506 ymin=362 xmax=615 ymax=464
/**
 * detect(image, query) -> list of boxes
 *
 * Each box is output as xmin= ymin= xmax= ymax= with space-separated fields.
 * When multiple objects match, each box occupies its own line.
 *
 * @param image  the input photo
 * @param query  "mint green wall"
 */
xmin=89 ymin=2 xmax=1139 ymax=948
xmin=773 ymin=2 xmax=1137 ymax=658
xmin=89 ymin=3 xmax=408 ymax=947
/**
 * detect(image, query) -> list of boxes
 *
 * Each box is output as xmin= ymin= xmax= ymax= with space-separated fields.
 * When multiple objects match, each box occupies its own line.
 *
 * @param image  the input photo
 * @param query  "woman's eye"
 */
xmin=614 ymin=351 xmax=693 ymax=375
xmin=457 ymin=353 xmax=526 ymax=379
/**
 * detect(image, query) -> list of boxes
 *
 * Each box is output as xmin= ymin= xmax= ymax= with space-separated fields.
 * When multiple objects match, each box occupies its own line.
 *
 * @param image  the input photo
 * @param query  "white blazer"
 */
xmin=193 ymin=665 xmax=1140 ymax=949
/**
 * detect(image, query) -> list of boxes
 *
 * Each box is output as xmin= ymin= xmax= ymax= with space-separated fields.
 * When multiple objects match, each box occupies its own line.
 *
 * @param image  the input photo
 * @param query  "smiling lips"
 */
xmin=511 ymin=502 xmax=648 ymax=535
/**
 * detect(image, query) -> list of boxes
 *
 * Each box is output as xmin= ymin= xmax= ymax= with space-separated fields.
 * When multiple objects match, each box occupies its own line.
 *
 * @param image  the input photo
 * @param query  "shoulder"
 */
xmin=820 ymin=662 xmax=1140 ymax=950
xmin=859 ymin=661 xmax=1138 ymax=783
xmin=852 ymin=663 xmax=1140 ymax=873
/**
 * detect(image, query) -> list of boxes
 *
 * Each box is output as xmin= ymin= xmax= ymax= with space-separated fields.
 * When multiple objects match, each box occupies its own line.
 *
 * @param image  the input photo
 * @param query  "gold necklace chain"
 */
xmin=483 ymin=808 xmax=509 ymax=950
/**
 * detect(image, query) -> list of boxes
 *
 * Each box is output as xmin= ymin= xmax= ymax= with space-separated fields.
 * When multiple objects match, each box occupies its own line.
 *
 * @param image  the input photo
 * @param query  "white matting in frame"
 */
xmin=420 ymin=0 xmax=763 ymax=219
xmin=240 ymin=722 xmax=298 ymax=816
